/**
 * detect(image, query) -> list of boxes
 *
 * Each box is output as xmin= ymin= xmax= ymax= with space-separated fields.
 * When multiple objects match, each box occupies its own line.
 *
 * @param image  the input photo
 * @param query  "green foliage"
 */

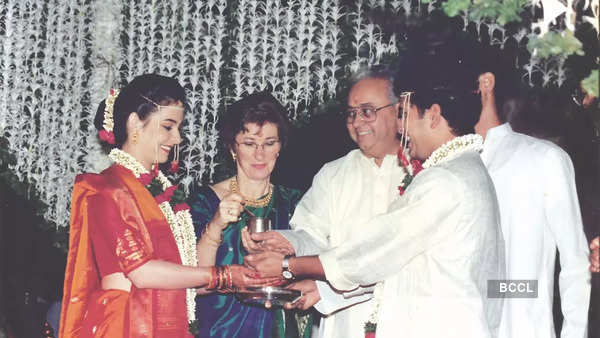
xmin=527 ymin=30 xmax=584 ymax=59
xmin=364 ymin=321 xmax=377 ymax=333
xmin=440 ymin=0 xmax=528 ymax=25
xmin=188 ymin=319 xmax=199 ymax=335
xmin=147 ymin=179 xmax=164 ymax=197
xmin=440 ymin=0 xmax=471 ymax=17
xmin=581 ymin=69 xmax=599 ymax=97
xmin=171 ymin=186 xmax=188 ymax=206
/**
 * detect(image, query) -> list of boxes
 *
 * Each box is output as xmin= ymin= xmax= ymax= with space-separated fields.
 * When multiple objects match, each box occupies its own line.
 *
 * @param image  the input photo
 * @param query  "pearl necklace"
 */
xmin=108 ymin=149 xmax=197 ymax=322
xmin=422 ymin=134 xmax=483 ymax=169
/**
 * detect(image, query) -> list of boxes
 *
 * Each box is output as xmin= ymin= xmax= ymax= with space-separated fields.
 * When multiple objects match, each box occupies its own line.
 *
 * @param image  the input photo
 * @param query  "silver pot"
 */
xmin=248 ymin=217 xmax=272 ymax=233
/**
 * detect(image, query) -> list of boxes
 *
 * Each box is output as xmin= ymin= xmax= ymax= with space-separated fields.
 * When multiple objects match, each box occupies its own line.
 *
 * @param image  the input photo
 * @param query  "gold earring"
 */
xmin=131 ymin=131 xmax=138 ymax=144
xmin=232 ymin=153 xmax=237 ymax=162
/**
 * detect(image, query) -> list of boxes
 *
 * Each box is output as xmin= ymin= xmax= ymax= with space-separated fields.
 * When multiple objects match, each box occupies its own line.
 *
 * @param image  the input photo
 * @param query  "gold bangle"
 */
xmin=202 ymin=226 xmax=222 ymax=246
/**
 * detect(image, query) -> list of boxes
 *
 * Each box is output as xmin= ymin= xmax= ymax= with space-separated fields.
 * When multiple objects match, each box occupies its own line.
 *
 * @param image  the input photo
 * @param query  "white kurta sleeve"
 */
xmin=320 ymin=167 xmax=462 ymax=291
xmin=543 ymin=148 xmax=591 ymax=338
xmin=313 ymin=280 xmax=373 ymax=315
xmin=289 ymin=163 xmax=334 ymax=248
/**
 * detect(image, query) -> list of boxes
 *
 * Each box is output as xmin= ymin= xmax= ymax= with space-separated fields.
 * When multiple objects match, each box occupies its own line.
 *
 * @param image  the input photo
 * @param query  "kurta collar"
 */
xmin=482 ymin=123 xmax=512 ymax=161
xmin=358 ymin=151 xmax=398 ymax=172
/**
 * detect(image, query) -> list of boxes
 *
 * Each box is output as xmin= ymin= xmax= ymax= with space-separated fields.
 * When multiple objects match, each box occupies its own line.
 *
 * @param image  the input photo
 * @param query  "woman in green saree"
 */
xmin=189 ymin=92 xmax=313 ymax=338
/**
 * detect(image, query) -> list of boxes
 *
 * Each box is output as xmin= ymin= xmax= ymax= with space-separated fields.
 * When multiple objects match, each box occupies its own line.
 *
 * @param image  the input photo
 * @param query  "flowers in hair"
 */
xmin=99 ymin=88 xmax=119 ymax=145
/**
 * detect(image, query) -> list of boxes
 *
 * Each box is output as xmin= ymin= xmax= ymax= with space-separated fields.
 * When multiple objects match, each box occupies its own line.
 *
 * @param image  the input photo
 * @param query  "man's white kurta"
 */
xmin=282 ymin=149 xmax=407 ymax=338
xmin=319 ymin=150 xmax=505 ymax=338
xmin=481 ymin=123 xmax=591 ymax=338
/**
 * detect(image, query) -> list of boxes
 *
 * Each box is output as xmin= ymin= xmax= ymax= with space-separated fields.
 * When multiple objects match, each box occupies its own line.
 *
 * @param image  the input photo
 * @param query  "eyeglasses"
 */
xmin=235 ymin=140 xmax=281 ymax=154
xmin=345 ymin=102 xmax=396 ymax=123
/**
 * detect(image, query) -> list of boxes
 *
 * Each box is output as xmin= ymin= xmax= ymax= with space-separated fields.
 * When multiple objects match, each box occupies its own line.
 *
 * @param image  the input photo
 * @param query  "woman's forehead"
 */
xmin=239 ymin=122 xmax=279 ymax=138
xmin=153 ymin=105 xmax=184 ymax=122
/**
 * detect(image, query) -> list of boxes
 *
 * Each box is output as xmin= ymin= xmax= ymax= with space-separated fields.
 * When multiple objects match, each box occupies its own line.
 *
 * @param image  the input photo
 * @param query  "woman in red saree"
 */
xmin=59 ymin=74 xmax=276 ymax=337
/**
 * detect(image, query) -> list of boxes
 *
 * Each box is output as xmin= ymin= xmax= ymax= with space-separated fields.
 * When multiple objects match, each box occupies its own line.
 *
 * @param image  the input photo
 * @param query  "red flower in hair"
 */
xmin=98 ymin=130 xmax=115 ymax=144
xmin=173 ymin=203 xmax=190 ymax=213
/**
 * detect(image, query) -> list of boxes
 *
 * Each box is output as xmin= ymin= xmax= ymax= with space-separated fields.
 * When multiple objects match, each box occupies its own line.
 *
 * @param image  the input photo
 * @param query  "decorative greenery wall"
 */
xmin=1 ymin=0 xmax=598 ymax=235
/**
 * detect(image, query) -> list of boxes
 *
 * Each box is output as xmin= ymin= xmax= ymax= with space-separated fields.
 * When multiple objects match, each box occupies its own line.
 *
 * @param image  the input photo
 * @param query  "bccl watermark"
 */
xmin=487 ymin=280 xmax=538 ymax=298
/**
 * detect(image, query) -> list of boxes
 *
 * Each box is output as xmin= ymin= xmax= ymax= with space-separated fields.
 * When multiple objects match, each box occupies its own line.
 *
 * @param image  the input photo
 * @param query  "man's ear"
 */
xmin=427 ymin=104 xmax=442 ymax=129
xmin=478 ymin=72 xmax=496 ymax=94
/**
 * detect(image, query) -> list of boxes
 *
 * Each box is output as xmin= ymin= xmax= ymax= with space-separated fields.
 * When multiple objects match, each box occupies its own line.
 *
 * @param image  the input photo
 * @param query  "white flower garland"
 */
xmin=422 ymin=134 xmax=484 ymax=169
xmin=108 ymin=148 xmax=198 ymax=322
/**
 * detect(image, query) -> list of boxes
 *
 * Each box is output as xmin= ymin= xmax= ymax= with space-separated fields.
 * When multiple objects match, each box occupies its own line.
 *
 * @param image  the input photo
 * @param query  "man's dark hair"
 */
xmin=394 ymin=30 xmax=482 ymax=136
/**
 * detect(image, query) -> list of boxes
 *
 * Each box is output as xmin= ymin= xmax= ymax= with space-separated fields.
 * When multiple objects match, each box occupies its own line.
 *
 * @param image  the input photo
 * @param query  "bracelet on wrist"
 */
xmin=202 ymin=226 xmax=223 ymax=246
xmin=207 ymin=266 xmax=218 ymax=289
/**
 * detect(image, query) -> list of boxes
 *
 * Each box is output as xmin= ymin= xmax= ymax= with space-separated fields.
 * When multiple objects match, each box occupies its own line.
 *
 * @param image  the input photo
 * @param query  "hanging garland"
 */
xmin=108 ymin=148 xmax=198 ymax=322
xmin=1 ymin=0 xmax=596 ymax=236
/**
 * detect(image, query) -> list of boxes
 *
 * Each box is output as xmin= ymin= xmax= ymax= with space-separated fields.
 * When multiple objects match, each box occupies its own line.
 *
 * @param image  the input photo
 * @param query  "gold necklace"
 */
xmin=229 ymin=177 xmax=273 ymax=208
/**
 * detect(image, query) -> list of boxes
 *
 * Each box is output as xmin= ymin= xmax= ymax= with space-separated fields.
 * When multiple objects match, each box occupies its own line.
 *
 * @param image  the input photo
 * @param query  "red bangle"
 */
xmin=227 ymin=266 xmax=233 ymax=290
xmin=207 ymin=266 xmax=217 ymax=289
xmin=217 ymin=266 xmax=225 ymax=290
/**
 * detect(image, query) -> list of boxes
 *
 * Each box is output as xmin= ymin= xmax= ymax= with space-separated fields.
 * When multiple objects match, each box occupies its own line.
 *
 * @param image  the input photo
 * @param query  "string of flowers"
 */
xmin=422 ymin=134 xmax=484 ymax=169
xmin=108 ymin=148 xmax=198 ymax=322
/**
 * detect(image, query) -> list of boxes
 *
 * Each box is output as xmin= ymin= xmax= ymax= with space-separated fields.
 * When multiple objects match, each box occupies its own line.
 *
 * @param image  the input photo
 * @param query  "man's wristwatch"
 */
xmin=282 ymin=254 xmax=295 ymax=280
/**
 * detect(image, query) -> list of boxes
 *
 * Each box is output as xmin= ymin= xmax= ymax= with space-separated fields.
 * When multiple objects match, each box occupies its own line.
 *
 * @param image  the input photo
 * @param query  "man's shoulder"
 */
xmin=316 ymin=148 xmax=362 ymax=176
xmin=426 ymin=152 xmax=490 ymax=192
xmin=508 ymin=130 xmax=566 ymax=156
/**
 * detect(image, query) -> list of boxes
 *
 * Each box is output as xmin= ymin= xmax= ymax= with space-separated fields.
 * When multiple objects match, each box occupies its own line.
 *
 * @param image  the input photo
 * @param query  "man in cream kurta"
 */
xmin=284 ymin=149 xmax=407 ymax=338
xmin=476 ymin=72 xmax=591 ymax=338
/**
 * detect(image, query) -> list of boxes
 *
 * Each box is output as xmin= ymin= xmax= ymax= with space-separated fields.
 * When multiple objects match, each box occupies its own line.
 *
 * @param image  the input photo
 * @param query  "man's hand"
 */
xmin=283 ymin=279 xmax=321 ymax=310
xmin=243 ymin=231 xmax=296 ymax=255
xmin=244 ymin=251 xmax=285 ymax=278
xmin=241 ymin=227 xmax=263 ymax=254
xmin=590 ymin=236 xmax=599 ymax=273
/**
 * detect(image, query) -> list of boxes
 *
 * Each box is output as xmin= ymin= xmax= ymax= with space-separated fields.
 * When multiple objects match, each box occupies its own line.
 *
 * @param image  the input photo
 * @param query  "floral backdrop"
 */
xmin=0 ymin=0 xmax=598 ymax=233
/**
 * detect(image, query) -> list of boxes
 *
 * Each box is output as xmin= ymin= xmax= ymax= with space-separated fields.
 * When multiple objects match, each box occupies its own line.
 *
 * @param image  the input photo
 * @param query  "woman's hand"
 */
xmin=229 ymin=264 xmax=284 ymax=289
xmin=244 ymin=251 xmax=285 ymax=278
xmin=211 ymin=192 xmax=244 ymax=230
